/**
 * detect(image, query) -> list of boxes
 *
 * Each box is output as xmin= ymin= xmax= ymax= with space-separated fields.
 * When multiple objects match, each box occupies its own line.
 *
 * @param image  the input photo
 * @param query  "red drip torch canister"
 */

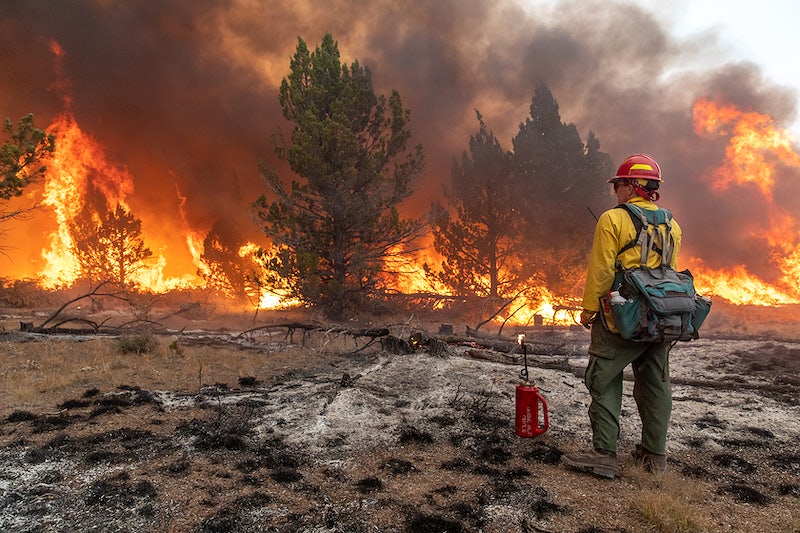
xmin=515 ymin=383 xmax=549 ymax=437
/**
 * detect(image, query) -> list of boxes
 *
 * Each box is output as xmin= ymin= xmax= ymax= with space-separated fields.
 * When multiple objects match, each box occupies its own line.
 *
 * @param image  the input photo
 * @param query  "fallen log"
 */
xmin=449 ymin=329 xmax=572 ymax=357
xmin=20 ymin=319 xmax=100 ymax=335
xmin=464 ymin=348 xmax=574 ymax=374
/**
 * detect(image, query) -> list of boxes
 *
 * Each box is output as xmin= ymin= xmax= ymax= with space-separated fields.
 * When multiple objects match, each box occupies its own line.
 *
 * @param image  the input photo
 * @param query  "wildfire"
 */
xmin=36 ymin=112 xmax=202 ymax=292
xmin=38 ymin=112 xmax=133 ymax=287
xmin=384 ymin=246 xmax=580 ymax=326
xmin=691 ymin=97 xmax=800 ymax=306
xmin=176 ymin=184 xmax=211 ymax=280
xmin=688 ymin=260 xmax=798 ymax=306
xmin=15 ymin=93 xmax=800 ymax=317
xmin=693 ymin=97 xmax=800 ymax=196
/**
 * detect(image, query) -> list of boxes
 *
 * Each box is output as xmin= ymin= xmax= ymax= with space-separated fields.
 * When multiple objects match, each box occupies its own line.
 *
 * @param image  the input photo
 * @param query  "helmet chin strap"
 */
xmin=632 ymin=182 xmax=660 ymax=202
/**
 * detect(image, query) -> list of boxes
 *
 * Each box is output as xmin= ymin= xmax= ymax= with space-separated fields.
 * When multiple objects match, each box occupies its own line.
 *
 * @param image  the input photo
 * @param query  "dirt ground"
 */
xmin=1 ymin=302 xmax=800 ymax=532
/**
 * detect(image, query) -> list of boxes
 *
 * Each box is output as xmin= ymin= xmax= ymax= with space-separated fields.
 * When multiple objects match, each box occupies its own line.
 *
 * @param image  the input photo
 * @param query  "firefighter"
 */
xmin=562 ymin=153 xmax=682 ymax=479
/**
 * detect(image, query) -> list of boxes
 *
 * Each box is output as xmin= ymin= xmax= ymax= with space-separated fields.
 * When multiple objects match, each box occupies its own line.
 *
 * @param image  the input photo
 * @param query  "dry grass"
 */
xmin=1 ymin=338 xmax=114 ymax=405
xmin=0 ymin=328 xmax=356 ymax=419
xmin=1 ymin=336 xmax=273 ymax=416
xmin=628 ymin=466 xmax=713 ymax=532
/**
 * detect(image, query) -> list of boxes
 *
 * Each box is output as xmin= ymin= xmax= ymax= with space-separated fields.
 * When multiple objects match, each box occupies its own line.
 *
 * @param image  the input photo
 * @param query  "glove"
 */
xmin=580 ymin=310 xmax=597 ymax=329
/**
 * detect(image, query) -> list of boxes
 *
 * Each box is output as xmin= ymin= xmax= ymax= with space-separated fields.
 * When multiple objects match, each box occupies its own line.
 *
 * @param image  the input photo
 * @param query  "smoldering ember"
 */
xmin=1 ymin=296 xmax=799 ymax=532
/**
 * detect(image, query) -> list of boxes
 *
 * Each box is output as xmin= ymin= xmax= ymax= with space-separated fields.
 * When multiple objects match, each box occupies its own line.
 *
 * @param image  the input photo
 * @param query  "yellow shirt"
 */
xmin=582 ymin=197 xmax=682 ymax=330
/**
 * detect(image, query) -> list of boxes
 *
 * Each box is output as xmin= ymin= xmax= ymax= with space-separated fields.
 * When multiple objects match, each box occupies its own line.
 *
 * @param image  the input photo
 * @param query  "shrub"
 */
xmin=115 ymin=334 xmax=158 ymax=355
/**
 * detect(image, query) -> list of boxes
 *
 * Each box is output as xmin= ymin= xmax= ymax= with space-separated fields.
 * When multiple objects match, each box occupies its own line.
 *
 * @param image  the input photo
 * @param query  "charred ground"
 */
xmin=1 ymin=303 xmax=800 ymax=532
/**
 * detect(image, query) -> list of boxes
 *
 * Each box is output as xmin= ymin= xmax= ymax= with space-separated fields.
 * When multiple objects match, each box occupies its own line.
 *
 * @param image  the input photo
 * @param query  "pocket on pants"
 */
xmin=589 ymin=322 xmax=620 ymax=360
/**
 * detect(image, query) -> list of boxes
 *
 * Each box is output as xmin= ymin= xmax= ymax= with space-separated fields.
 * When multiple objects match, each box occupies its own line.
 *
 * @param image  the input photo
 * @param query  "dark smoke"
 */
xmin=1 ymin=0 xmax=798 ymax=283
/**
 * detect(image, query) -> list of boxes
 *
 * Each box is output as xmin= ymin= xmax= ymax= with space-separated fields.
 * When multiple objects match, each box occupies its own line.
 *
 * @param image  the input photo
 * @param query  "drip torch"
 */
xmin=514 ymin=333 xmax=549 ymax=437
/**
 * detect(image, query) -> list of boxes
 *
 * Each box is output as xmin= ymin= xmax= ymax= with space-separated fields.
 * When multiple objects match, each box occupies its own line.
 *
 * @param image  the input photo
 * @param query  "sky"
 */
xmin=517 ymin=0 xmax=800 ymax=133
xmin=654 ymin=0 xmax=800 ymax=135
xmin=1 ymin=0 xmax=799 ymax=295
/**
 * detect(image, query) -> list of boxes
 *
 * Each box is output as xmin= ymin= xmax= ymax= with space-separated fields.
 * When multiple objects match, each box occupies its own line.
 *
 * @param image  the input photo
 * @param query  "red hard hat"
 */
xmin=608 ymin=154 xmax=662 ymax=183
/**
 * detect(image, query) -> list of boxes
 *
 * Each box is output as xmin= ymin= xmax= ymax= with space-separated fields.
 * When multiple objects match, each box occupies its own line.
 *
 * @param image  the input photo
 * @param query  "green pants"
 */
xmin=585 ymin=322 xmax=672 ymax=455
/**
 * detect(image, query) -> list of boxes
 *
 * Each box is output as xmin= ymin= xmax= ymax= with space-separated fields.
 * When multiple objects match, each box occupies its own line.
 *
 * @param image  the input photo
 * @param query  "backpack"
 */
xmin=607 ymin=203 xmax=711 ymax=342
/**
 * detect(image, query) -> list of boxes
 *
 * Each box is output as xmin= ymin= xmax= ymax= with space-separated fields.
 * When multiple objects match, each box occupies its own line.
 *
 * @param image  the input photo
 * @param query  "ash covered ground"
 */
xmin=1 ymin=308 xmax=800 ymax=532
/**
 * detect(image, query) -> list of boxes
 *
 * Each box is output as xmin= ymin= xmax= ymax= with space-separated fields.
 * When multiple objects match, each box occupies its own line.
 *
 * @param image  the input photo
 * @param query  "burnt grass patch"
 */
xmin=5 ymin=410 xmax=38 ymax=422
xmin=381 ymin=457 xmax=416 ymax=474
xmin=405 ymin=511 xmax=468 ymax=533
xmin=31 ymin=413 xmax=81 ymax=433
xmin=3 ymin=331 xmax=800 ymax=532
xmin=57 ymin=398 xmax=91 ymax=409
xmin=719 ymin=484 xmax=774 ymax=505
xmin=525 ymin=440 xmax=564 ymax=465
xmin=23 ymin=427 xmax=175 ymax=466
xmin=712 ymin=452 xmax=757 ymax=475
xmin=198 ymin=492 xmax=272 ymax=533
xmin=179 ymin=403 xmax=260 ymax=451
xmin=779 ymin=484 xmax=800 ymax=497
xmin=85 ymin=471 xmax=158 ymax=507
xmin=440 ymin=457 xmax=472 ymax=471
xmin=771 ymin=453 xmax=800 ymax=473
xmin=693 ymin=412 xmax=728 ymax=429
xmin=270 ymin=466 xmax=304 ymax=484
xmin=398 ymin=425 xmax=434 ymax=445
xmin=529 ymin=486 xmax=567 ymax=520
xmin=355 ymin=476 xmax=383 ymax=493
xmin=682 ymin=463 xmax=713 ymax=479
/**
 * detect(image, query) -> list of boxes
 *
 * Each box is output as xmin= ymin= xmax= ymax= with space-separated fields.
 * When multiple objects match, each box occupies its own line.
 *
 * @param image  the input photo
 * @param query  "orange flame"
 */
xmin=693 ymin=97 xmax=800 ymax=196
xmin=38 ymin=113 xmax=133 ymax=287
xmin=691 ymin=97 xmax=800 ymax=305
xmin=36 ymin=112 xmax=203 ymax=292
xmin=383 ymin=246 xmax=580 ymax=325
xmin=687 ymin=259 xmax=797 ymax=306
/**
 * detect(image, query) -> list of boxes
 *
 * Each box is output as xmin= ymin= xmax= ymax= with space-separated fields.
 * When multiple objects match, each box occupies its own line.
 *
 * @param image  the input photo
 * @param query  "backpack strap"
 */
xmin=615 ymin=203 xmax=674 ymax=267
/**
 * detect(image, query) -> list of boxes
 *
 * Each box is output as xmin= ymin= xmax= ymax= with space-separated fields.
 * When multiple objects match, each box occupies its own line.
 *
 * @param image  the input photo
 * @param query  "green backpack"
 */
xmin=607 ymin=203 xmax=711 ymax=342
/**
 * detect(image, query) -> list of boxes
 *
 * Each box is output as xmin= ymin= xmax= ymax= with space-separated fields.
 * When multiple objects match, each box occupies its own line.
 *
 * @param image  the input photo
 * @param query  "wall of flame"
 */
xmin=1 ymin=0 xmax=799 ymax=317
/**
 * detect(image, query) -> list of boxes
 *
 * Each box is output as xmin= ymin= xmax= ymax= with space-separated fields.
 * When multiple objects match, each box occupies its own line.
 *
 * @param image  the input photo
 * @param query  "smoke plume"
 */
xmin=1 ymin=0 xmax=798 ymax=292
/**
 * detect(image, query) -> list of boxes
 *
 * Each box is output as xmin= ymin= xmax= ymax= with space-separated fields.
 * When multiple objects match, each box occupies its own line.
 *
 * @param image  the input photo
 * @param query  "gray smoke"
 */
xmin=1 ymin=0 xmax=798 ymax=284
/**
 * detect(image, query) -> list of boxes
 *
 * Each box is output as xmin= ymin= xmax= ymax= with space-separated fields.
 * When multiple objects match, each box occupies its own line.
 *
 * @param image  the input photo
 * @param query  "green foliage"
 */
xmin=0 ymin=113 xmax=55 ymax=201
xmin=69 ymin=204 xmax=153 ymax=287
xmin=511 ymin=82 xmax=614 ymax=295
xmin=115 ymin=333 xmax=158 ymax=355
xmin=256 ymin=33 xmax=425 ymax=320
xmin=429 ymin=85 xmax=614 ymax=300
xmin=168 ymin=340 xmax=183 ymax=356
xmin=427 ymin=111 xmax=526 ymax=298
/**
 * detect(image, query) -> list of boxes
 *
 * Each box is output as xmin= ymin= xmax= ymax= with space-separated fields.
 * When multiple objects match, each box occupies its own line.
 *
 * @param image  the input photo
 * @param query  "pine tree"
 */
xmin=1 ymin=113 xmax=55 ymax=224
xmin=1 ymin=113 xmax=55 ymax=200
xmin=427 ymin=112 xmax=524 ymax=298
xmin=70 ymin=204 xmax=152 ymax=287
xmin=511 ymin=83 xmax=613 ymax=295
xmin=255 ymin=34 xmax=425 ymax=320
xmin=199 ymin=220 xmax=248 ymax=301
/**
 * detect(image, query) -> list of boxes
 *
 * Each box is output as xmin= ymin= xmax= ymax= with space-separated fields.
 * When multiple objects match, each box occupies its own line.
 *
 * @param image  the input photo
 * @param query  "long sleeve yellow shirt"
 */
xmin=582 ymin=197 xmax=682 ymax=329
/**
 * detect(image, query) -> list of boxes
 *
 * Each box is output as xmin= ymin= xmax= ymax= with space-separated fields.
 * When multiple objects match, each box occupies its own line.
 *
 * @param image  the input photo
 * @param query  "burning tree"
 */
xmin=511 ymin=83 xmax=613 ymax=296
xmin=69 ymin=204 xmax=153 ymax=288
xmin=199 ymin=221 xmax=249 ymax=302
xmin=0 ymin=113 xmax=55 ymax=221
xmin=255 ymin=34 xmax=425 ymax=320
xmin=427 ymin=111 xmax=526 ymax=298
